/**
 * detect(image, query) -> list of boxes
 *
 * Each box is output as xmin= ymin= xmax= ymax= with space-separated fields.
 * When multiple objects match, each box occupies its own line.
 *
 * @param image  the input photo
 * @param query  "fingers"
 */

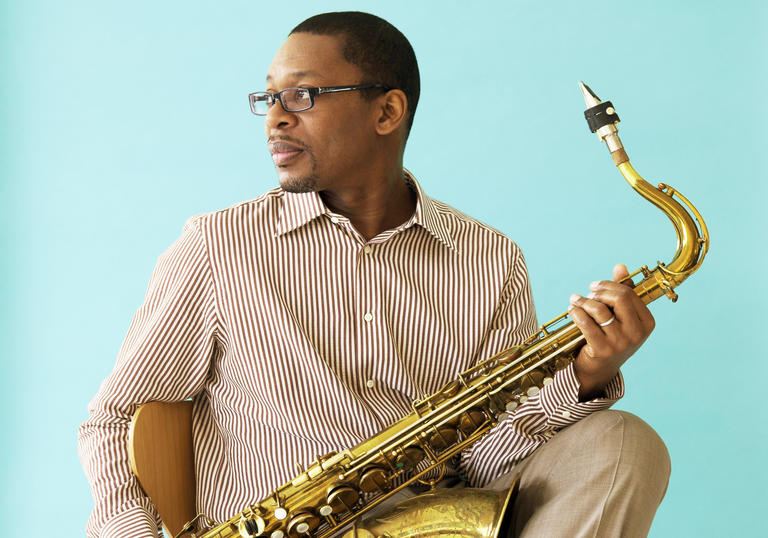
xmin=607 ymin=263 xmax=652 ymax=329
xmin=569 ymin=288 xmax=654 ymax=359
xmin=570 ymin=293 xmax=615 ymax=328
xmin=612 ymin=263 xmax=629 ymax=282
xmin=612 ymin=263 xmax=634 ymax=287
xmin=567 ymin=303 xmax=606 ymax=356
xmin=569 ymin=264 xmax=656 ymax=397
xmin=588 ymin=282 xmax=642 ymax=325
xmin=588 ymin=280 xmax=654 ymax=332
xmin=569 ymin=295 xmax=632 ymax=362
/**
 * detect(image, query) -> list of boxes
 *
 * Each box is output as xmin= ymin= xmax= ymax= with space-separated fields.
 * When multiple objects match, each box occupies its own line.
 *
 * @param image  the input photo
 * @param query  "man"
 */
xmin=79 ymin=11 xmax=669 ymax=538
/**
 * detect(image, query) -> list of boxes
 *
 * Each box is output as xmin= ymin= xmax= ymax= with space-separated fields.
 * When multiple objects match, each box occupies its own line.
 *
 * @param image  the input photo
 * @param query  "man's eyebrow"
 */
xmin=266 ymin=70 xmax=323 ymax=83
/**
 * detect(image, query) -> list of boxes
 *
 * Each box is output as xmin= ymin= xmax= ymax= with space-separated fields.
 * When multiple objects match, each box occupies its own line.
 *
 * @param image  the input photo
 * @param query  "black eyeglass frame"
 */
xmin=248 ymin=84 xmax=391 ymax=115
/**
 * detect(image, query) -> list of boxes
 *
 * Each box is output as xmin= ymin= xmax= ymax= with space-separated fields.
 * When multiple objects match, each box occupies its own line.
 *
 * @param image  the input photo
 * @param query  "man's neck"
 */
xmin=319 ymin=167 xmax=417 ymax=241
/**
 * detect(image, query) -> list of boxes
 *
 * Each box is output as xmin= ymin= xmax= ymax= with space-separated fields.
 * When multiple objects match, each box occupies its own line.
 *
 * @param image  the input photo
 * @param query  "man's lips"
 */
xmin=268 ymin=140 xmax=305 ymax=166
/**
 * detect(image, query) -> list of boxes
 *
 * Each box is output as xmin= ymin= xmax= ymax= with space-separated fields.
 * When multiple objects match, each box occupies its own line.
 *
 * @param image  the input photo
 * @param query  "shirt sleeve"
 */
xmin=77 ymin=216 xmax=220 ymax=538
xmin=459 ymin=246 xmax=625 ymax=487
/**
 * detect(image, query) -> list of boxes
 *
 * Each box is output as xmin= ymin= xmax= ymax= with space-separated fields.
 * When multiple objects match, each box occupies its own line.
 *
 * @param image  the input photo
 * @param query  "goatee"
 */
xmin=280 ymin=174 xmax=319 ymax=193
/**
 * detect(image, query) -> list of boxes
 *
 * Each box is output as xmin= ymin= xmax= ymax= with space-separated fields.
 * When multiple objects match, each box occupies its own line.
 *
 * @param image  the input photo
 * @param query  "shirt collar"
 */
xmin=274 ymin=190 xmax=327 ymax=236
xmin=274 ymin=169 xmax=456 ymax=252
xmin=403 ymin=169 xmax=456 ymax=251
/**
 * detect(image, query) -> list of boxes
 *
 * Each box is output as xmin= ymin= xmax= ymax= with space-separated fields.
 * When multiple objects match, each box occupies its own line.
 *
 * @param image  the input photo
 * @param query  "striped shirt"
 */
xmin=78 ymin=171 xmax=623 ymax=538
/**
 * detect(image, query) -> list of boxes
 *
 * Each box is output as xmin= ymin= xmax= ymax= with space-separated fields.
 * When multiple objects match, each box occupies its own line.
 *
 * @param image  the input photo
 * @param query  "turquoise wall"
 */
xmin=1 ymin=1 xmax=765 ymax=535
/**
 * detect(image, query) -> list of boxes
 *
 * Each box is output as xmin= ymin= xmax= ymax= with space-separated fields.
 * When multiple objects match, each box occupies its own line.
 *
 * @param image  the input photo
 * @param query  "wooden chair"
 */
xmin=128 ymin=401 xmax=196 ymax=537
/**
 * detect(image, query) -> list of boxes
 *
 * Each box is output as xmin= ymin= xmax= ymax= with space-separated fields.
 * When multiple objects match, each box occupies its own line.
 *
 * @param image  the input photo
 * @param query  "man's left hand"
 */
xmin=568 ymin=263 xmax=655 ymax=401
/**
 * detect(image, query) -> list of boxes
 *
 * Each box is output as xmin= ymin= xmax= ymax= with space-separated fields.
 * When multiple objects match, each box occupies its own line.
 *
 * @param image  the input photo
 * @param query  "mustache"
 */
xmin=267 ymin=136 xmax=310 ymax=153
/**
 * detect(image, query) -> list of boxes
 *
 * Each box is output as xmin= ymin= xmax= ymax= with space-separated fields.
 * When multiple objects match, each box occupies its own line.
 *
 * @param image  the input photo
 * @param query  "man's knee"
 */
xmin=603 ymin=411 xmax=668 ymax=466
xmin=614 ymin=411 xmax=669 ymax=463
xmin=503 ymin=411 xmax=671 ymax=537
xmin=576 ymin=410 xmax=671 ymax=499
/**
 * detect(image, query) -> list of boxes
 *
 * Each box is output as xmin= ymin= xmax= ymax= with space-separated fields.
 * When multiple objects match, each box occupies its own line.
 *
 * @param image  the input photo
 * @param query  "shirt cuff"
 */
xmin=539 ymin=362 xmax=624 ymax=430
xmin=99 ymin=505 xmax=159 ymax=538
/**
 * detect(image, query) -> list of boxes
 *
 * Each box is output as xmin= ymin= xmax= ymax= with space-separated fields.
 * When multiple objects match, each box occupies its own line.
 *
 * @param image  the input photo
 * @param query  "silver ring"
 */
xmin=599 ymin=316 xmax=616 ymax=327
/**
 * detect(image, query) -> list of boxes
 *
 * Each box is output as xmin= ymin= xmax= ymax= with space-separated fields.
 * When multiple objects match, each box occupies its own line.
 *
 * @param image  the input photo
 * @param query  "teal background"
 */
xmin=2 ymin=1 xmax=766 ymax=535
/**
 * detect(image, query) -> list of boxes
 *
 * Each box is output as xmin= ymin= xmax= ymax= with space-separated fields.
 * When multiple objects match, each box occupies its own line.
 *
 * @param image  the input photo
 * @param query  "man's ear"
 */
xmin=373 ymin=89 xmax=408 ymax=136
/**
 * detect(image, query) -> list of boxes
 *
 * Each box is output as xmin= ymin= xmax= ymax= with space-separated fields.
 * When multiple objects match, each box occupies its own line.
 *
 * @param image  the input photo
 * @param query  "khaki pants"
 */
xmin=487 ymin=410 xmax=671 ymax=537
xmin=361 ymin=410 xmax=671 ymax=538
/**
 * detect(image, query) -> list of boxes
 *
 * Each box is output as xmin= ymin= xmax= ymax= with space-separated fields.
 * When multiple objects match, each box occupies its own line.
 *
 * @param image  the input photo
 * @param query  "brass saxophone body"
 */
xmin=188 ymin=84 xmax=709 ymax=538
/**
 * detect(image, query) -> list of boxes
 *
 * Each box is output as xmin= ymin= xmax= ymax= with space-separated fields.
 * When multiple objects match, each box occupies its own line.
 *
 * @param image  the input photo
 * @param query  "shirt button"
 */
xmin=330 ymin=216 xmax=340 ymax=224
xmin=363 ymin=245 xmax=372 ymax=254
xmin=561 ymin=410 xmax=571 ymax=419
xmin=363 ymin=312 xmax=373 ymax=322
xmin=366 ymin=379 xmax=375 ymax=388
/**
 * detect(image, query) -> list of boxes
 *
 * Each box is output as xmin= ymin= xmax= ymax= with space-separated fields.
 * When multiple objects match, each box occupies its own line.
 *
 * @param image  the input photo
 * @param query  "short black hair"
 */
xmin=290 ymin=11 xmax=420 ymax=135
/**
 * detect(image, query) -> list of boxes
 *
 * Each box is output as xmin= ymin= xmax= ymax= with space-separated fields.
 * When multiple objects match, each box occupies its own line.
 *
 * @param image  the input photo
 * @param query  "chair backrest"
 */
xmin=128 ymin=400 xmax=196 ymax=537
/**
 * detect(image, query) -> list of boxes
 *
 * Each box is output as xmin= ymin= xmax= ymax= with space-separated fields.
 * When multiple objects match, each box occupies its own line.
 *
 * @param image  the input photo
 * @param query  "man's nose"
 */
xmin=264 ymin=99 xmax=298 ymax=132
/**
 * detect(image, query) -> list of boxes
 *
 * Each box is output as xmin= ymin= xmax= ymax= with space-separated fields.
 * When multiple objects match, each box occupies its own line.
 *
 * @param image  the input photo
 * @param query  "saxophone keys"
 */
xmin=394 ymin=446 xmax=426 ymax=470
xmin=496 ymin=346 xmax=522 ymax=364
xmin=286 ymin=510 xmax=321 ymax=537
xmin=358 ymin=466 xmax=388 ymax=493
xmin=528 ymin=371 xmax=544 ymax=386
xmin=238 ymin=515 xmax=265 ymax=537
xmin=428 ymin=426 xmax=459 ymax=451
xmin=326 ymin=483 xmax=360 ymax=513
xmin=458 ymin=407 xmax=487 ymax=437
xmin=520 ymin=371 xmax=544 ymax=397
xmin=274 ymin=507 xmax=288 ymax=520
xmin=439 ymin=380 xmax=460 ymax=398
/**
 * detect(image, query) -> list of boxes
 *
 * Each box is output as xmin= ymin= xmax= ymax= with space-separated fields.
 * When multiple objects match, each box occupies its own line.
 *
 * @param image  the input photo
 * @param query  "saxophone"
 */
xmin=183 ymin=83 xmax=709 ymax=538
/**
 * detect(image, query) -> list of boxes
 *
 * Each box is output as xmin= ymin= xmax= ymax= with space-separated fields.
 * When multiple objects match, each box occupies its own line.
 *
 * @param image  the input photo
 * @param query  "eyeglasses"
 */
xmin=248 ymin=84 xmax=391 ymax=116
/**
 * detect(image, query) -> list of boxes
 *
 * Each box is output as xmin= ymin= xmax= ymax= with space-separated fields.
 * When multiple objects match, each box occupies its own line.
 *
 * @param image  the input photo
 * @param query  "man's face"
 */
xmin=265 ymin=33 xmax=378 ymax=193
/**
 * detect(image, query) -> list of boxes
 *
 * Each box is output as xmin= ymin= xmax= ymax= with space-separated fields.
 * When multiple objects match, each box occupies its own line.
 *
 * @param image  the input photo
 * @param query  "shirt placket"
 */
xmin=324 ymin=214 xmax=377 ymax=395
xmin=331 ymin=215 xmax=417 ymax=423
xmin=354 ymin=238 xmax=378 ymax=397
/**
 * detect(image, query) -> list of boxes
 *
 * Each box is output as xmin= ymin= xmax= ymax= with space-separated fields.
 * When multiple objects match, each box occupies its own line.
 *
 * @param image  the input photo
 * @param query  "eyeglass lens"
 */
xmin=251 ymin=88 xmax=312 ymax=115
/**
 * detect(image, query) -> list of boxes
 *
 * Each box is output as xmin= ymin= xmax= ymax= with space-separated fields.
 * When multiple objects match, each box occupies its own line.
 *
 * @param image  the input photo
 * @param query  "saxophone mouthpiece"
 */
xmin=580 ymin=81 xmax=627 ymax=164
xmin=579 ymin=81 xmax=621 ymax=133
xmin=579 ymin=81 xmax=602 ymax=109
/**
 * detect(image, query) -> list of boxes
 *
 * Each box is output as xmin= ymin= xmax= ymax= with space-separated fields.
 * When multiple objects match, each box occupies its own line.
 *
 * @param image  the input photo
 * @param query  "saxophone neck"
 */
xmin=580 ymin=82 xmax=710 ymax=298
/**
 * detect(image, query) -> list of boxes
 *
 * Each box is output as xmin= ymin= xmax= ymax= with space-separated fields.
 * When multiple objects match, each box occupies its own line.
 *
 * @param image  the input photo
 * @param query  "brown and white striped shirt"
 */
xmin=78 ymin=172 xmax=622 ymax=538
